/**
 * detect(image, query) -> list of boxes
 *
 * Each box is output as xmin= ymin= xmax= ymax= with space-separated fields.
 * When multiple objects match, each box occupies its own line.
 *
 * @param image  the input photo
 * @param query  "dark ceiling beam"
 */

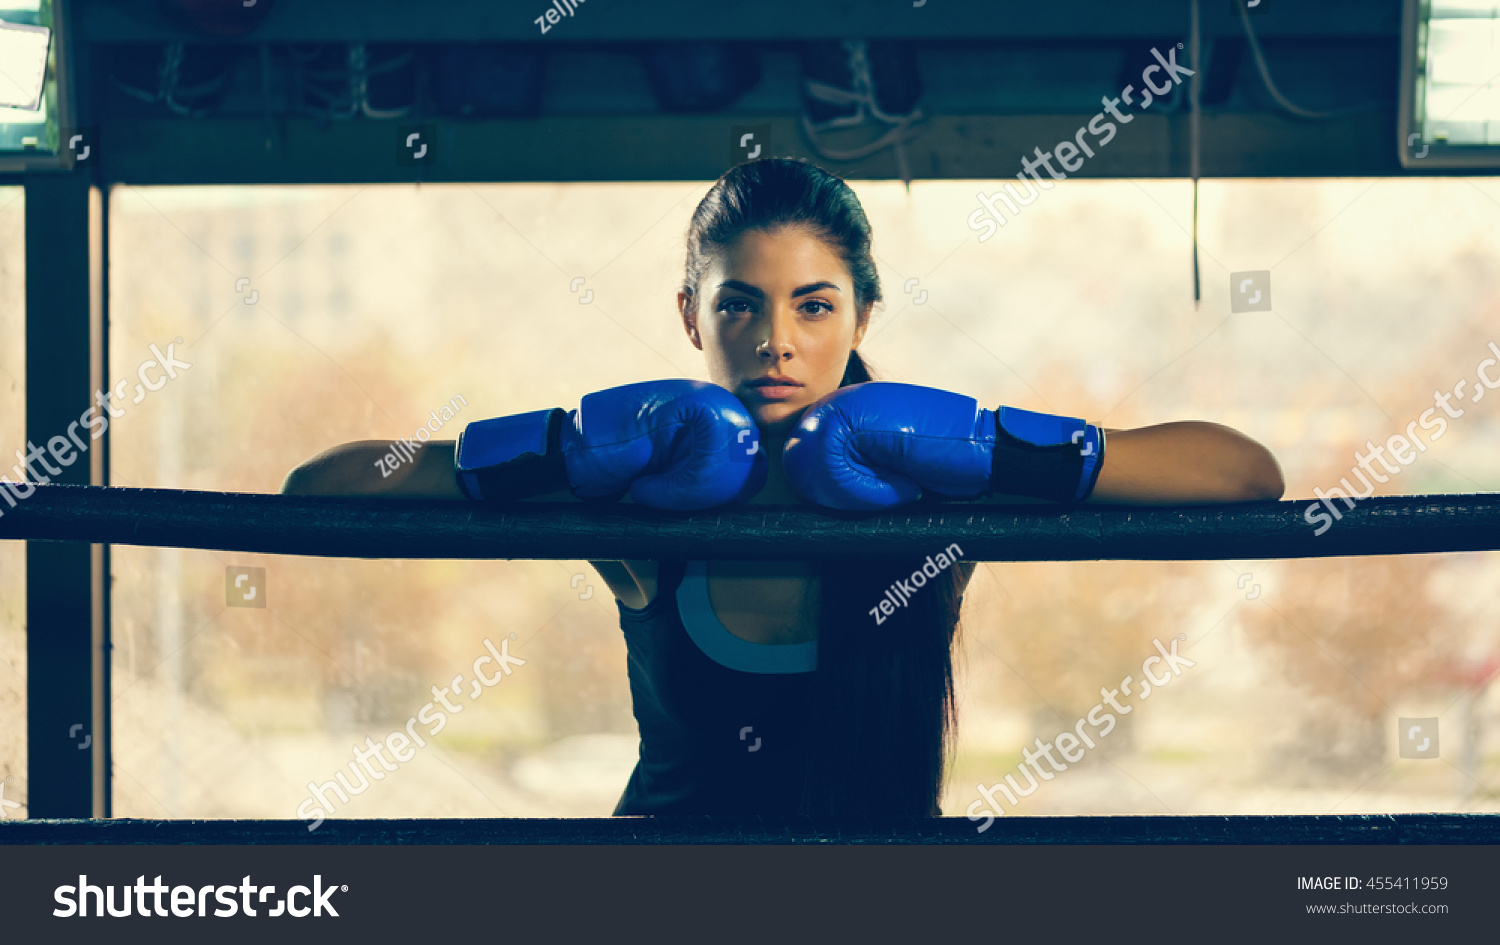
xmin=77 ymin=0 xmax=1402 ymax=44
xmin=87 ymin=109 xmax=1412 ymax=185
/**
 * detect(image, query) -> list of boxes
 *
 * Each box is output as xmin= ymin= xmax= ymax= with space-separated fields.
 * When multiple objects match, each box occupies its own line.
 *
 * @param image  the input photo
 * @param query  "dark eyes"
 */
xmin=717 ymin=298 xmax=833 ymax=317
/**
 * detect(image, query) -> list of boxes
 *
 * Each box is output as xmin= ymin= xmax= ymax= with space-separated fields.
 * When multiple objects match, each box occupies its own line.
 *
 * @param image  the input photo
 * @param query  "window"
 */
xmin=107 ymin=178 xmax=1500 ymax=821
xmin=0 ymin=184 xmax=25 ymax=816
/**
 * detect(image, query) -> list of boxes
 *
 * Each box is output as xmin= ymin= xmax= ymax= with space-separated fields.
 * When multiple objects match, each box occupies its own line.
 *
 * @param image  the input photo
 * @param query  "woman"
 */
xmin=283 ymin=158 xmax=1284 ymax=817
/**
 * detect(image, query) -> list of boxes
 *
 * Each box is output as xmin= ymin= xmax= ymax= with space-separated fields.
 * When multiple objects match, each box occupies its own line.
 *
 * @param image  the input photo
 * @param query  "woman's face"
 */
xmin=681 ymin=225 xmax=869 ymax=437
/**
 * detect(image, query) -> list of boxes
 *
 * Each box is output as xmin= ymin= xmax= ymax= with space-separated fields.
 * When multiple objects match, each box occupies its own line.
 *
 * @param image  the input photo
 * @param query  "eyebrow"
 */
xmin=716 ymin=279 xmax=841 ymax=299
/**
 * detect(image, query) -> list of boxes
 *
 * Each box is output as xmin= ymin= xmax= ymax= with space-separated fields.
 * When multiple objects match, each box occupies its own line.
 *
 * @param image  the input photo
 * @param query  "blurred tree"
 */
xmin=968 ymin=559 xmax=1212 ymax=753
xmin=1240 ymin=554 xmax=1464 ymax=777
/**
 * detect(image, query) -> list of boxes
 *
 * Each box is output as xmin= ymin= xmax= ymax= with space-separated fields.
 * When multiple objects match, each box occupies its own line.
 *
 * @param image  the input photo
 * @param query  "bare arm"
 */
xmin=280 ymin=438 xmax=601 ymax=502
xmin=970 ymin=420 xmax=1284 ymax=506
xmin=1087 ymin=420 xmax=1284 ymax=504
xmin=280 ymin=440 xmax=469 ymax=498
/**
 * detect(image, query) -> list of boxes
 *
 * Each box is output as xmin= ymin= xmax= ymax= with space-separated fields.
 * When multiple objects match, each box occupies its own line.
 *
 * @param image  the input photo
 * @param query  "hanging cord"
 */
xmin=349 ymin=44 xmax=414 ymax=120
xmin=1237 ymin=0 xmax=1383 ymax=119
xmin=800 ymin=40 xmax=925 ymax=188
xmin=291 ymin=43 xmax=415 ymax=121
xmin=1191 ymin=0 xmax=1202 ymax=309
xmin=111 ymin=42 xmax=229 ymax=118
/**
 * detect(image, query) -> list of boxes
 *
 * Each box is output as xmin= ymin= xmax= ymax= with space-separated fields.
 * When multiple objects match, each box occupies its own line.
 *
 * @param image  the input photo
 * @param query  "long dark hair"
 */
xmin=683 ymin=158 xmax=974 ymax=816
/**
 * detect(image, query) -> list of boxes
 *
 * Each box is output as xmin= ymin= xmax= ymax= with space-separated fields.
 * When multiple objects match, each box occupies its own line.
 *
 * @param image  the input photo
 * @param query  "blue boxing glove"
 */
xmin=454 ymin=379 xmax=767 ymax=510
xmin=783 ymin=381 xmax=1105 ymax=511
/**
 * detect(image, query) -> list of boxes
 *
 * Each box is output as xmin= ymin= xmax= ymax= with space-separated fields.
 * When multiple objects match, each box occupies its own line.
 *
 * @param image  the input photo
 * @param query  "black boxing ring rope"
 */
xmin=0 ymin=484 xmax=1498 ymax=560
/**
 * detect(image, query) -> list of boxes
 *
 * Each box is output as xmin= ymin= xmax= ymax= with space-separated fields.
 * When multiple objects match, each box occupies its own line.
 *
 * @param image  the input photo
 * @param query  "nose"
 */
xmin=757 ymin=306 xmax=795 ymax=361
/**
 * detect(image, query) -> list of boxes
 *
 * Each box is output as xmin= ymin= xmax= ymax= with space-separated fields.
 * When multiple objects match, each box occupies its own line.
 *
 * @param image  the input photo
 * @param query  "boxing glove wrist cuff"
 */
xmin=454 ymin=408 xmax=568 ymax=501
xmin=988 ymin=405 xmax=1107 ymax=504
xmin=1077 ymin=426 xmax=1106 ymax=502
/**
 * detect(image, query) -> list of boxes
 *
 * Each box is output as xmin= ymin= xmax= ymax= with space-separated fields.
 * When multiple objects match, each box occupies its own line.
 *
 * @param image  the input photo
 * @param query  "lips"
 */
xmin=744 ymin=375 xmax=804 ymax=401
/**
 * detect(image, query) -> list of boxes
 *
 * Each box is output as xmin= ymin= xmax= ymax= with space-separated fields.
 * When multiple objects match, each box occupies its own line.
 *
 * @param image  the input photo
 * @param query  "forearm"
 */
xmin=281 ymin=439 xmax=586 ymax=502
xmin=281 ymin=440 xmax=467 ymax=498
xmin=1086 ymin=421 xmax=1284 ymax=504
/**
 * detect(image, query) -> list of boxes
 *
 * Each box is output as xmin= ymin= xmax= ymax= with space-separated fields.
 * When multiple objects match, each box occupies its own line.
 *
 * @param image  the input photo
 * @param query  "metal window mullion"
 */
xmin=23 ymin=173 xmax=98 ymax=819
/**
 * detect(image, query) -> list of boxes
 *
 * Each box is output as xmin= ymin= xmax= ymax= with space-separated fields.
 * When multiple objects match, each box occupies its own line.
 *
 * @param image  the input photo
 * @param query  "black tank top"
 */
xmin=613 ymin=559 xmax=818 ymax=815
